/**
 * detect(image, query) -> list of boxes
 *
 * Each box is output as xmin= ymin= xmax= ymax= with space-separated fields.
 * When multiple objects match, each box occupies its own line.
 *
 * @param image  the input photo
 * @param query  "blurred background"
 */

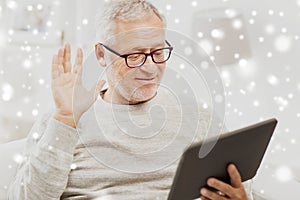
xmin=0 ymin=0 xmax=299 ymax=199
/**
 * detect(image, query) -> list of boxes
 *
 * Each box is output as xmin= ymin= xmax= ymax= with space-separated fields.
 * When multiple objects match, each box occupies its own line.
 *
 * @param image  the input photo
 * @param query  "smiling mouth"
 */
xmin=135 ymin=77 xmax=155 ymax=81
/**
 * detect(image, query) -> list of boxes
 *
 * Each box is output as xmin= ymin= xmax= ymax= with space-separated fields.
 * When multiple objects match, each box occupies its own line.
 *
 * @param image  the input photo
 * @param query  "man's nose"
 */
xmin=140 ymin=55 xmax=158 ymax=73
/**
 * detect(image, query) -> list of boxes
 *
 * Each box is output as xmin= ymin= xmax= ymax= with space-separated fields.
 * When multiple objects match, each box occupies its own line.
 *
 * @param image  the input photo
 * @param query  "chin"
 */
xmin=132 ymin=85 xmax=158 ymax=102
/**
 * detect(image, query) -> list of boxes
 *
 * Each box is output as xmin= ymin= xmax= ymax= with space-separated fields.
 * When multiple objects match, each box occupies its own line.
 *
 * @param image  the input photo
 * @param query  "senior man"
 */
xmin=9 ymin=0 xmax=252 ymax=199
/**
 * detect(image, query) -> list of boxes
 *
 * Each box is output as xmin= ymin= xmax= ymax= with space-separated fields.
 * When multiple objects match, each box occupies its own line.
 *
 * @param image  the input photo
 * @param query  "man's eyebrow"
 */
xmin=129 ymin=43 xmax=165 ymax=52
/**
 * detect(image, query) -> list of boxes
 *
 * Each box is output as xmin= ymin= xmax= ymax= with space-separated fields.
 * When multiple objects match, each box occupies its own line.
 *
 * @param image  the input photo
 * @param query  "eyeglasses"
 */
xmin=98 ymin=40 xmax=173 ymax=68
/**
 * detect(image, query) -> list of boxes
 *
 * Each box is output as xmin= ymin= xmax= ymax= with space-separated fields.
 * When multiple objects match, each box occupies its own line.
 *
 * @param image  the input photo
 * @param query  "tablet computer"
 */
xmin=167 ymin=118 xmax=278 ymax=200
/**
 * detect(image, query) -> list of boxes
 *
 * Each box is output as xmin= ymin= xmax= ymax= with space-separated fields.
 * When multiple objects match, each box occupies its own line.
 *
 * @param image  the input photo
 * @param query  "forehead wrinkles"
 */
xmin=111 ymin=28 xmax=166 ymax=52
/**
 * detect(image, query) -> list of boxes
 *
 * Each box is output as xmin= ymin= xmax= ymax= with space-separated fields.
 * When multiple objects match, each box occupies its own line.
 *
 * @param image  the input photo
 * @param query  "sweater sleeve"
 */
xmin=8 ymin=112 xmax=79 ymax=200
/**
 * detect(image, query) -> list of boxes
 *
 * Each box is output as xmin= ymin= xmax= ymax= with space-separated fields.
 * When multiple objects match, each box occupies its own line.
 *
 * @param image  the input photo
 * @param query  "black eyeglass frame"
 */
xmin=98 ymin=40 xmax=173 ymax=68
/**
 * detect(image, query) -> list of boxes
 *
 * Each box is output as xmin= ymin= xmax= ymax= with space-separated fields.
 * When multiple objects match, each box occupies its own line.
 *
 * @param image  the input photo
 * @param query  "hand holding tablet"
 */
xmin=167 ymin=118 xmax=278 ymax=200
xmin=200 ymin=164 xmax=249 ymax=200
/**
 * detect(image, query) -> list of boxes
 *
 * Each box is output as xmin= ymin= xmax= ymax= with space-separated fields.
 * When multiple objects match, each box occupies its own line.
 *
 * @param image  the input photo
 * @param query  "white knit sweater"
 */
xmin=8 ymin=87 xmax=253 ymax=200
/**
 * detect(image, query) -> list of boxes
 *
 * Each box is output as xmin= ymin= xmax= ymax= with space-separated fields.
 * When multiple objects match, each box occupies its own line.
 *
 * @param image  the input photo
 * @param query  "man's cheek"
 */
xmin=118 ymin=68 xmax=129 ymax=78
xmin=116 ymin=69 xmax=136 ymax=88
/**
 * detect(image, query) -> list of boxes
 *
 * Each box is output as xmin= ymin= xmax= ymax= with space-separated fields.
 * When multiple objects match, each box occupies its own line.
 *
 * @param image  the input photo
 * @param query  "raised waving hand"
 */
xmin=51 ymin=43 xmax=105 ymax=128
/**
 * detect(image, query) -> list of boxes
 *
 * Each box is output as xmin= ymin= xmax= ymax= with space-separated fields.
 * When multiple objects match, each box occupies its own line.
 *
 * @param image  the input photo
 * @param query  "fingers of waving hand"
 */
xmin=51 ymin=48 xmax=65 ymax=79
xmin=52 ymin=54 xmax=64 ymax=80
xmin=51 ymin=45 xmax=105 ymax=99
xmin=58 ymin=43 xmax=72 ymax=73
xmin=51 ymin=44 xmax=72 ymax=80
xmin=71 ymin=48 xmax=84 ymax=86
xmin=58 ymin=47 xmax=64 ymax=71
xmin=64 ymin=42 xmax=72 ymax=73
xmin=74 ymin=48 xmax=83 ymax=74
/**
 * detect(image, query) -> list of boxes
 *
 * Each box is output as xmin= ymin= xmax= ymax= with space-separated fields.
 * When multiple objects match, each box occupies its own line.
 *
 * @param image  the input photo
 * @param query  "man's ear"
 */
xmin=95 ymin=43 xmax=106 ymax=67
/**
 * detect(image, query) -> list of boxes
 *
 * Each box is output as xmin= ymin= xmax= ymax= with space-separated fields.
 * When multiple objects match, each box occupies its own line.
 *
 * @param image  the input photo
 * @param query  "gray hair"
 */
xmin=95 ymin=0 xmax=166 ymax=44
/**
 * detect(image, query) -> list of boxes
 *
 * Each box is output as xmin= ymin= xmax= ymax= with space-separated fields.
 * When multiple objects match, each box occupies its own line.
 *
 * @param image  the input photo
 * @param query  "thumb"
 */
xmin=91 ymin=80 xmax=106 ymax=101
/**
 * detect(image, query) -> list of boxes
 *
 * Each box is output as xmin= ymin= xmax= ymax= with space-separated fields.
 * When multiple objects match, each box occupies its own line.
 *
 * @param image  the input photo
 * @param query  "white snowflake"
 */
xmin=240 ymin=89 xmax=246 ymax=95
xmin=278 ymin=11 xmax=284 ymax=17
xmin=32 ymin=132 xmax=40 ymax=140
xmin=267 ymin=75 xmax=279 ymax=85
xmin=191 ymin=1 xmax=198 ymax=7
xmin=274 ymin=35 xmax=291 ymax=52
xmin=251 ymin=10 xmax=257 ymax=16
xmin=238 ymin=59 xmax=248 ymax=67
xmin=234 ymin=53 xmax=240 ymax=59
xmin=70 ymin=163 xmax=77 ymax=170
xmin=249 ymin=19 xmax=255 ymax=24
xmin=275 ymin=166 xmax=293 ymax=182
xmin=202 ymin=103 xmax=208 ymax=109
xmin=39 ymin=79 xmax=45 ymax=85
xmin=232 ymin=19 xmax=243 ymax=29
xmin=8 ymin=29 xmax=14 ymax=35
xmin=268 ymin=10 xmax=274 ymax=15
xmin=23 ymin=59 xmax=32 ymax=69
xmin=291 ymin=139 xmax=296 ymax=144
xmin=1 ymin=83 xmax=14 ymax=101
xmin=253 ymin=100 xmax=260 ymax=107
xmin=198 ymin=39 xmax=213 ymax=55
xmin=82 ymin=19 xmax=88 ymax=25
xmin=165 ymin=4 xmax=171 ymax=11
xmin=32 ymin=109 xmax=39 ymax=116
xmin=16 ymin=111 xmax=23 ymax=117
xmin=6 ymin=1 xmax=18 ymax=10
xmin=197 ymin=32 xmax=203 ymax=38
xmin=267 ymin=52 xmax=273 ymax=58
xmin=259 ymin=37 xmax=264 ymax=43
xmin=13 ymin=154 xmax=24 ymax=164
xmin=265 ymin=24 xmax=275 ymax=34
xmin=211 ymin=29 xmax=225 ymax=39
